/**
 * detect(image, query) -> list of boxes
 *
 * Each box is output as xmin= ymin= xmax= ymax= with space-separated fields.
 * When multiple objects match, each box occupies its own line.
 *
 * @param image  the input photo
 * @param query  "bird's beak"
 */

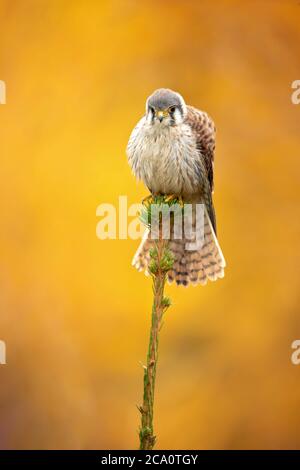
xmin=156 ymin=109 xmax=169 ymax=122
xmin=156 ymin=111 xmax=164 ymax=122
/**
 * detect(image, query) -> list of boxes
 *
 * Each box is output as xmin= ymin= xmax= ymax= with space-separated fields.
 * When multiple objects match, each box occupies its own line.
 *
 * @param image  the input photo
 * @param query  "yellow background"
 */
xmin=1 ymin=0 xmax=300 ymax=449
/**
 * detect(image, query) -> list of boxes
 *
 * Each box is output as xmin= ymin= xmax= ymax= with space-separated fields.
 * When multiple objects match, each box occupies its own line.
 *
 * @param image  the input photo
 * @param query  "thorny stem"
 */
xmin=138 ymin=197 xmax=174 ymax=450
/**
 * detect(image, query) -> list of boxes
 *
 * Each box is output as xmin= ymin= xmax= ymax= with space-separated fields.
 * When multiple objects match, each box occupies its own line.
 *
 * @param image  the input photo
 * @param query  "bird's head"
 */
xmin=145 ymin=88 xmax=187 ymax=127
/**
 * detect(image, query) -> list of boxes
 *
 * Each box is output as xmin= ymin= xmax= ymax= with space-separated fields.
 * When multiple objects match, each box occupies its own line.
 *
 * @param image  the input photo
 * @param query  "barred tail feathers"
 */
xmin=132 ymin=228 xmax=153 ymax=273
xmin=132 ymin=206 xmax=225 ymax=286
xmin=167 ymin=206 xmax=225 ymax=286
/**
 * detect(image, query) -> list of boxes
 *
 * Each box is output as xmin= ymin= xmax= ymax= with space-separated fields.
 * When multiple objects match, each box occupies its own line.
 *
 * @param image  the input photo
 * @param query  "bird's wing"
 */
xmin=185 ymin=105 xmax=216 ymax=192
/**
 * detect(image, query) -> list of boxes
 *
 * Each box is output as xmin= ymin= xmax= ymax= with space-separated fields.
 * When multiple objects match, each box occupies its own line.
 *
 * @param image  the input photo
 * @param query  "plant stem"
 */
xmin=139 ymin=234 xmax=171 ymax=450
xmin=137 ymin=195 xmax=175 ymax=450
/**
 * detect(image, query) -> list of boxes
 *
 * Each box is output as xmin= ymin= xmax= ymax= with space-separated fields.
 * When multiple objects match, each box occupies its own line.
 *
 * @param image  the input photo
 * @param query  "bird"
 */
xmin=126 ymin=88 xmax=226 ymax=286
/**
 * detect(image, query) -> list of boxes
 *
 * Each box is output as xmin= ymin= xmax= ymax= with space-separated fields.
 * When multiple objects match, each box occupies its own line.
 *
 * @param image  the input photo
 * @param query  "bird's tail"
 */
xmin=132 ymin=205 xmax=226 ymax=286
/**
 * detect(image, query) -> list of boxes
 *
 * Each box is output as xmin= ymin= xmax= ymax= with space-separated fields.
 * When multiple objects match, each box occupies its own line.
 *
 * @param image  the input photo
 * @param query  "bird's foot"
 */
xmin=165 ymin=194 xmax=184 ymax=207
xmin=142 ymin=194 xmax=155 ymax=208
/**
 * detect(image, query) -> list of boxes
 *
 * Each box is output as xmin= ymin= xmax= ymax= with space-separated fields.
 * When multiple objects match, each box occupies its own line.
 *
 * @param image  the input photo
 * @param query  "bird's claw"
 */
xmin=142 ymin=194 xmax=184 ymax=208
xmin=142 ymin=194 xmax=155 ymax=207
xmin=165 ymin=194 xmax=184 ymax=207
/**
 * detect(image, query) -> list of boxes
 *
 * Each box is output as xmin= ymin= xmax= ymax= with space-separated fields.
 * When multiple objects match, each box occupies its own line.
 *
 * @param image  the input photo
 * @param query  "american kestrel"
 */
xmin=126 ymin=88 xmax=226 ymax=286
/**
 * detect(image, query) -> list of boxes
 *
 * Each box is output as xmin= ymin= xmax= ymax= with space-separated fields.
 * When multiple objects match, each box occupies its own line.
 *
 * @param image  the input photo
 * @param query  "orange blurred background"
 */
xmin=1 ymin=0 xmax=300 ymax=449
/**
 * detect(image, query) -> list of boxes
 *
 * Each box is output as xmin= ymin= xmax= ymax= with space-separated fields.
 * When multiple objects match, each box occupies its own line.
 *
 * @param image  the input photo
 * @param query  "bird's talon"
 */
xmin=178 ymin=196 xmax=184 ymax=208
xmin=165 ymin=194 xmax=177 ymax=203
xmin=164 ymin=194 xmax=184 ymax=207
xmin=142 ymin=195 xmax=155 ymax=207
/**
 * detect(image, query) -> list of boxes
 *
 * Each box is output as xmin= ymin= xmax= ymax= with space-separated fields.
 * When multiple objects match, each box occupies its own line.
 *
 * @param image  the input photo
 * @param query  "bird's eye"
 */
xmin=149 ymin=106 xmax=155 ymax=114
xmin=169 ymin=106 xmax=176 ymax=114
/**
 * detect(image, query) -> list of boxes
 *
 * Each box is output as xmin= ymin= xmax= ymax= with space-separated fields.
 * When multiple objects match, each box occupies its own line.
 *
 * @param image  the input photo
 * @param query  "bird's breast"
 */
xmin=127 ymin=120 xmax=202 ymax=196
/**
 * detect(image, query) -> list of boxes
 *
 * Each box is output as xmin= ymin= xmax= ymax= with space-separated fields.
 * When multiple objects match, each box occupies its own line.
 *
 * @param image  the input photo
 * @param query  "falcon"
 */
xmin=126 ymin=88 xmax=225 ymax=286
